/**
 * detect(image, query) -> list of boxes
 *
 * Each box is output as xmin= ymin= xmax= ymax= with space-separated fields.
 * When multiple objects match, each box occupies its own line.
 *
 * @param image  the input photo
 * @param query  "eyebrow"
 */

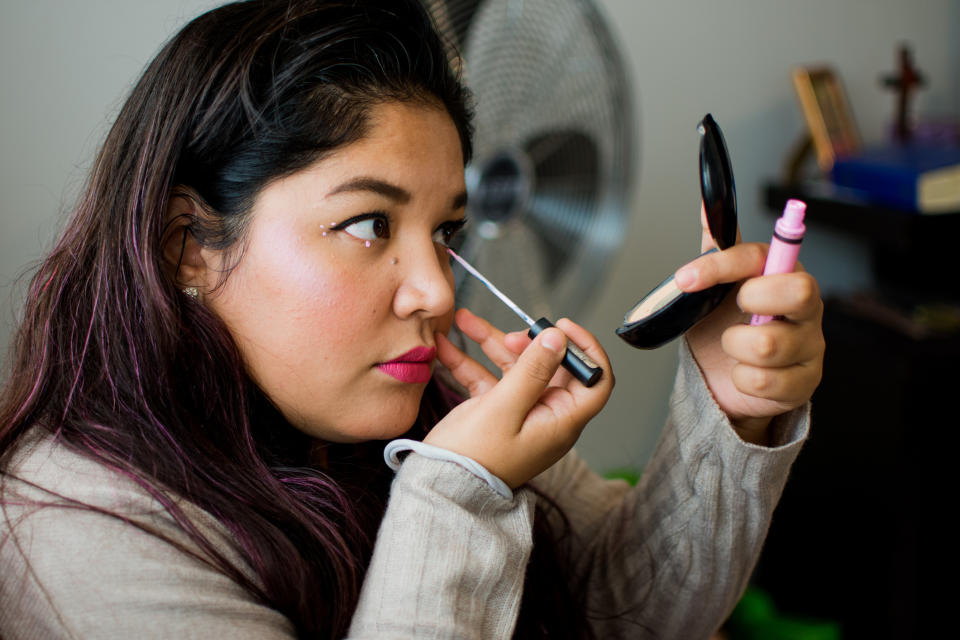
xmin=327 ymin=176 xmax=468 ymax=210
xmin=327 ymin=177 xmax=410 ymax=203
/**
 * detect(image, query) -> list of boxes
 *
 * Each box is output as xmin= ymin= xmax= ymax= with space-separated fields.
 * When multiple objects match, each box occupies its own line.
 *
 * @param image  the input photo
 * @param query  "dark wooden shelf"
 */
xmin=764 ymin=181 xmax=960 ymax=297
xmin=764 ymin=182 xmax=960 ymax=254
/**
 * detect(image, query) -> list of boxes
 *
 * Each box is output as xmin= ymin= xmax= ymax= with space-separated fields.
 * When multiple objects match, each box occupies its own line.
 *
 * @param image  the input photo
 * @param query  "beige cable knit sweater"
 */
xmin=1 ymin=342 xmax=808 ymax=638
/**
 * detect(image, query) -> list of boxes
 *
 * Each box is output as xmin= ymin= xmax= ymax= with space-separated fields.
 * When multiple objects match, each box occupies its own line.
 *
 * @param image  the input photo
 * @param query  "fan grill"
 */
xmin=425 ymin=0 xmax=633 ymax=337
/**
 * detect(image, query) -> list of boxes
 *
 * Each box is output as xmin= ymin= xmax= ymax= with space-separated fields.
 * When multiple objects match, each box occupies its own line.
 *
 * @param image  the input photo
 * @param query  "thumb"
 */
xmin=700 ymin=200 xmax=742 ymax=253
xmin=490 ymin=327 xmax=566 ymax=416
xmin=699 ymin=202 xmax=716 ymax=253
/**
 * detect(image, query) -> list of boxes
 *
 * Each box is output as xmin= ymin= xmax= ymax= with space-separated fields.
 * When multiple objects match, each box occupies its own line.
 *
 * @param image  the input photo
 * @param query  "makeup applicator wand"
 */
xmin=447 ymin=248 xmax=603 ymax=387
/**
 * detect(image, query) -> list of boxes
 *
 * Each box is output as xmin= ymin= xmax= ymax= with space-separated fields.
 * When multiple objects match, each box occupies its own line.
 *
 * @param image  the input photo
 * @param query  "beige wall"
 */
xmin=2 ymin=0 xmax=958 ymax=471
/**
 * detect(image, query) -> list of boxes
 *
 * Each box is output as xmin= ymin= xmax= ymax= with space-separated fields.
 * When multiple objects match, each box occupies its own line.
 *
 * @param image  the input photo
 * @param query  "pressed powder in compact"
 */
xmin=616 ymin=114 xmax=738 ymax=349
xmin=626 ymin=277 xmax=682 ymax=322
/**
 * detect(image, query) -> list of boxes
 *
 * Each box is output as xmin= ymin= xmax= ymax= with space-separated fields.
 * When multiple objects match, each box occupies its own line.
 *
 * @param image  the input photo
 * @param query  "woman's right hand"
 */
xmin=425 ymin=308 xmax=614 ymax=489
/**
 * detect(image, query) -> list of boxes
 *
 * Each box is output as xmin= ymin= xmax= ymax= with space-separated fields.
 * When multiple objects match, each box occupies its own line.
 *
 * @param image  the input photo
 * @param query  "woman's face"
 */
xmin=203 ymin=101 xmax=466 ymax=442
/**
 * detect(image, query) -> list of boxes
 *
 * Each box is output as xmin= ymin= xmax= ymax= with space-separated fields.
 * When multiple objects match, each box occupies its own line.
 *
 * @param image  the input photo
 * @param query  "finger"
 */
xmin=699 ymin=202 xmax=714 ymax=253
xmin=488 ymin=327 xmax=566 ymax=415
xmin=699 ymin=201 xmax=743 ymax=253
xmin=553 ymin=318 xmax=614 ymax=391
xmin=454 ymin=308 xmax=523 ymax=373
xmin=503 ymin=330 xmax=532 ymax=355
xmin=731 ymin=361 xmax=823 ymax=405
xmin=501 ymin=329 xmax=575 ymax=389
xmin=675 ymin=242 xmax=767 ymax=292
xmin=435 ymin=331 xmax=498 ymax=397
xmin=543 ymin=319 xmax=614 ymax=411
xmin=554 ymin=318 xmax=612 ymax=371
xmin=503 ymin=326 xmax=575 ymax=389
xmin=721 ymin=321 xmax=825 ymax=368
xmin=737 ymin=271 xmax=822 ymax=323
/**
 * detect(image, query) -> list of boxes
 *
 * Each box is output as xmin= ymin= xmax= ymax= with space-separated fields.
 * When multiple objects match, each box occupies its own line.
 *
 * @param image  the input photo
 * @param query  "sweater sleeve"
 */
xmin=1 ymin=433 xmax=532 ymax=640
xmin=348 ymin=453 xmax=537 ymax=639
xmin=529 ymin=339 xmax=809 ymax=639
xmin=0 ymin=433 xmax=294 ymax=640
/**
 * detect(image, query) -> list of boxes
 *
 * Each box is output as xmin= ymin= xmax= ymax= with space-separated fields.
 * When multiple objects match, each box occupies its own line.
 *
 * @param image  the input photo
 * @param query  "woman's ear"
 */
xmin=162 ymin=188 xmax=209 ymax=292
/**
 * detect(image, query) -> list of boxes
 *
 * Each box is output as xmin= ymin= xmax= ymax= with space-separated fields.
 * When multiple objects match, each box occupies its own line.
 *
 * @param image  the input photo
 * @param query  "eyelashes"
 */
xmin=432 ymin=217 xmax=467 ymax=248
xmin=331 ymin=212 xmax=391 ymax=241
xmin=330 ymin=213 xmax=468 ymax=248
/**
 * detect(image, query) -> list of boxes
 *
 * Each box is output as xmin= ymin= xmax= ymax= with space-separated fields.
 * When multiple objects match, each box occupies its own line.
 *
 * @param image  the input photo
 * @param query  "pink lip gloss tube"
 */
xmin=750 ymin=199 xmax=807 ymax=326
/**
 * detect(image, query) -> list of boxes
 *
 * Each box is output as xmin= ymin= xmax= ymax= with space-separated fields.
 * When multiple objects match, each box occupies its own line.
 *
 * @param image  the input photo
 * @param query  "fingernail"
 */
xmin=675 ymin=267 xmax=696 ymax=289
xmin=540 ymin=329 xmax=564 ymax=353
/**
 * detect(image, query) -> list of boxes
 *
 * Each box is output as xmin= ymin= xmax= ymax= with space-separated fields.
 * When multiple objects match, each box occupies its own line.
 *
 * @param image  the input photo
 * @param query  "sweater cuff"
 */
xmin=673 ymin=338 xmax=809 ymax=492
xmin=352 ymin=448 xmax=535 ymax=637
xmin=384 ymin=439 xmax=513 ymax=499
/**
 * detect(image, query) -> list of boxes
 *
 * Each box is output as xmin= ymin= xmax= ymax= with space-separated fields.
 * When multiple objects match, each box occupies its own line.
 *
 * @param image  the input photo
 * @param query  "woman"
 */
xmin=0 ymin=0 xmax=824 ymax=638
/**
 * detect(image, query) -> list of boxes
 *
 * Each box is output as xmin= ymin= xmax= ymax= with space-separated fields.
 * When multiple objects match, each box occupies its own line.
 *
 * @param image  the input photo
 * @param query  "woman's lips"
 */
xmin=376 ymin=346 xmax=436 ymax=383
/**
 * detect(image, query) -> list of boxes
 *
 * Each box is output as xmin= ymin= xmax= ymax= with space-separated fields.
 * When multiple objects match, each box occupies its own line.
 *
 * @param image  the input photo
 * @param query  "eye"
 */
xmin=432 ymin=218 xmax=468 ymax=248
xmin=333 ymin=213 xmax=391 ymax=241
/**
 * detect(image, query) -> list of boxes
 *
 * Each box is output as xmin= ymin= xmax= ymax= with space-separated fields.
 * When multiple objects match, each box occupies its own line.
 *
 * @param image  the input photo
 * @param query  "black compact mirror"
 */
xmin=616 ymin=113 xmax=738 ymax=349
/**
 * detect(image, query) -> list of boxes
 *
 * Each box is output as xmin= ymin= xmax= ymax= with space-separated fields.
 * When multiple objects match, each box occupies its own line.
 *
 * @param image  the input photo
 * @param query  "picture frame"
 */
xmin=792 ymin=66 xmax=860 ymax=171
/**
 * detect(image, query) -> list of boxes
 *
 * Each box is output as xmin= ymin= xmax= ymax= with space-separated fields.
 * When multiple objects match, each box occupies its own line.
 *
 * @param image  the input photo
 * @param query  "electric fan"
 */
xmin=423 ymin=0 xmax=635 ymax=345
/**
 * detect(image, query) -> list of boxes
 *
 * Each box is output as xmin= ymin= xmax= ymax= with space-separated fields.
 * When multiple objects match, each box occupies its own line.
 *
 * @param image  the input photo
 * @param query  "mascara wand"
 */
xmin=447 ymin=248 xmax=602 ymax=387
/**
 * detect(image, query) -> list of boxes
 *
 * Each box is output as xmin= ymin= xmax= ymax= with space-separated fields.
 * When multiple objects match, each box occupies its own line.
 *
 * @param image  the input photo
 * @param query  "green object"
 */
xmin=603 ymin=468 xmax=641 ymax=486
xmin=725 ymin=585 xmax=842 ymax=640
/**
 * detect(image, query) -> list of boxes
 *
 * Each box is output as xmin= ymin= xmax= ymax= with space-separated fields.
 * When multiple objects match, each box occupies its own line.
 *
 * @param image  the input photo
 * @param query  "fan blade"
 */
xmin=521 ymin=130 xmax=599 ymax=277
xmin=423 ymin=0 xmax=485 ymax=52
xmin=433 ymin=0 xmax=635 ymax=321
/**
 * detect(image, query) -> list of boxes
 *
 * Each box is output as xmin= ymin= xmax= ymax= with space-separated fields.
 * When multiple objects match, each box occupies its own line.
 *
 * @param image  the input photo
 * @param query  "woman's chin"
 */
xmin=290 ymin=401 xmax=422 ymax=444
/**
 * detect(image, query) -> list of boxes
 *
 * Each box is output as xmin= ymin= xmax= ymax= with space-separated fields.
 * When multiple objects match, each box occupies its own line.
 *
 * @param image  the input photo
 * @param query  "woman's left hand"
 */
xmin=674 ymin=206 xmax=825 ymax=445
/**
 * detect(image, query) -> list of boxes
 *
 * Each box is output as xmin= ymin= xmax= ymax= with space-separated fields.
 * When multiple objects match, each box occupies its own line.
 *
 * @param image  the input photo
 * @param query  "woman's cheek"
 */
xmin=301 ymin=277 xmax=370 ymax=334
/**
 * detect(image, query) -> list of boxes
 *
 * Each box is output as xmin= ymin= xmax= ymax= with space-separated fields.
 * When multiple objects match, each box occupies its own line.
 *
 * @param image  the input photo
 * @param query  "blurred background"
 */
xmin=2 ymin=1 xmax=958 ymax=636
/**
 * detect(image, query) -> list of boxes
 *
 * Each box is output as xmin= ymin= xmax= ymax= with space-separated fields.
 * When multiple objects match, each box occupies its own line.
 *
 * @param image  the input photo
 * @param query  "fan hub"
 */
xmin=467 ymin=149 xmax=533 ymax=230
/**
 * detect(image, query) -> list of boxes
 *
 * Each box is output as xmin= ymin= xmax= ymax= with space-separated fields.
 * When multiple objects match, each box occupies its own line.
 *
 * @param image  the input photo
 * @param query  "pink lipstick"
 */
xmin=376 ymin=346 xmax=436 ymax=383
xmin=751 ymin=199 xmax=807 ymax=325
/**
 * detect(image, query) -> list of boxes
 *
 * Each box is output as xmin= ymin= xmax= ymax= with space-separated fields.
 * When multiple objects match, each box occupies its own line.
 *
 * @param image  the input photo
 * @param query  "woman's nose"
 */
xmin=391 ymin=241 xmax=455 ymax=320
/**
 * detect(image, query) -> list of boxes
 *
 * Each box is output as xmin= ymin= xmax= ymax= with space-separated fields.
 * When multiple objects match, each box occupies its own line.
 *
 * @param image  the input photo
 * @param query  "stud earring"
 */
xmin=182 ymin=286 xmax=199 ymax=299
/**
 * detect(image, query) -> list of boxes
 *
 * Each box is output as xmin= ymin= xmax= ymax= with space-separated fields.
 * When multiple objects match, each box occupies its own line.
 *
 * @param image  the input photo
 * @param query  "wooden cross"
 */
xmin=881 ymin=44 xmax=926 ymax=142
